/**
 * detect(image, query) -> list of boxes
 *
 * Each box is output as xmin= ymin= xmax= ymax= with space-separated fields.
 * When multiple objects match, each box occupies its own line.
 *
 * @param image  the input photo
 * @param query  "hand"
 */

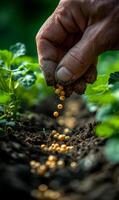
xmin=36 ymin=0 xmax=119 ymax=95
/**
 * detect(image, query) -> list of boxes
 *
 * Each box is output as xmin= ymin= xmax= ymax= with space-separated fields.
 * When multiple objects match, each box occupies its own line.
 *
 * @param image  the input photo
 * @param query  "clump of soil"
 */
xmin=0 ymin=96 xmax=119 ymax=200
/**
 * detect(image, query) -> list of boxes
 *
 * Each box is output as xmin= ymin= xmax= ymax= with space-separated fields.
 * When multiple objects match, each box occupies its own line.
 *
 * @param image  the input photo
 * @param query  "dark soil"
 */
xmin=0 ymin=96 xmax=119 ymax=200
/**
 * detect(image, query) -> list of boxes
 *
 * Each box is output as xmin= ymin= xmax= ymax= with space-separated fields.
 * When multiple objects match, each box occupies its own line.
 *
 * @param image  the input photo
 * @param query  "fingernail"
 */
xmin=56 ymin=67 xmax=73 ymax=82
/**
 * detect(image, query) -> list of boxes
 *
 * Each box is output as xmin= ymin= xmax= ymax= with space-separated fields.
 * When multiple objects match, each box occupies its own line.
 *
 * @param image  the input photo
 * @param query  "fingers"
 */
xmin=55 ymin=27 xmax=97 ymax=84
xmin=55 ymin=18 xmax=110 ymax=85
xmin=36 ymin=14 xmax=67 ymax=85
xmin=36 ymin=0 xmax=85 ymax=85
xmin=64 ymin=64 xmax=97 ymax=97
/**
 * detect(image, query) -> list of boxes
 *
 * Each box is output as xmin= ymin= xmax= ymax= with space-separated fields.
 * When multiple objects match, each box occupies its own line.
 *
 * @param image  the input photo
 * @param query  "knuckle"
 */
xmin=55 ymin=0 xmax=72 ymax=18
xmin=69 ymin=51 xmax=87 ymax=68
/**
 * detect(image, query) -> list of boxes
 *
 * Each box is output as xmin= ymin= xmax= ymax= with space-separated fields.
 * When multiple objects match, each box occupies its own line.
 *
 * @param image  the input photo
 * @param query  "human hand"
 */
xmin=36 ymin=0 xmax=119 ymax=95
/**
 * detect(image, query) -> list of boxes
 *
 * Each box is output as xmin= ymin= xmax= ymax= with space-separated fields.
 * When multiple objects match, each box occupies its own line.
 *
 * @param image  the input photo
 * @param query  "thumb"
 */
xmin=56 ymin=21 xmax=106 ymax=84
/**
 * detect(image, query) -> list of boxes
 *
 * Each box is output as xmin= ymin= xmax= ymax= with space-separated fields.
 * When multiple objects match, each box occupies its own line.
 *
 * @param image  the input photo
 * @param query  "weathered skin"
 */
xmin=36 ymin=0 xmax=119 ymax=95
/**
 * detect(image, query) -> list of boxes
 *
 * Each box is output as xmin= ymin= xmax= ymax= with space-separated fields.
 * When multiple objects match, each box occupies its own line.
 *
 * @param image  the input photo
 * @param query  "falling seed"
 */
xmin=60 ymin=91 xmax=65 ymax=96
xmin=53 ymin=111 xmax=59 ymax=118
xmin=59 ymin=96 xmax=65 ymax=101
xmin=57 ymin=104 xmax=63 ymax=110
xmin=55 ymin=88 xmax=61 ymax=95
xmin=57 ymin=84 xmax=64 ymax=90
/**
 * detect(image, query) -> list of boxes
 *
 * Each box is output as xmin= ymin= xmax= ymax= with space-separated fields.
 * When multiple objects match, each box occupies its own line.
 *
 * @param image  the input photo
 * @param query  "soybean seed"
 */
xmin=53 ymin=111 xmax=59 ymax=118
xmin=57 ymin=104 xmax=63 ymax=110
xmin=59 ymin=96 xmax=65 ymax=101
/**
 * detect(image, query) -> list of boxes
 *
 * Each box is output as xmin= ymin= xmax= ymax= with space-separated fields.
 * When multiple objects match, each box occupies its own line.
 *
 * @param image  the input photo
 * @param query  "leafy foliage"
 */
xmin=85 ymin=51 xmax=119 ymax=163
xmin=0 ymin=43 xmax=53 ymax=131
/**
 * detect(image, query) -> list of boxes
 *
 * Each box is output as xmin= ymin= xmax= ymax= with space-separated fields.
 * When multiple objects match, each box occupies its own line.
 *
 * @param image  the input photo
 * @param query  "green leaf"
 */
xmin=0 ymin=91 xmax=10 ymax=104
xmin=0 ymin=50 xmax=13 ymax=67
xmin=10 ymin=43 xmax=26 ymax=58
xmin=96 ymin=123 xmax=115 ymax=137
xmin=96 ymin=104 xmax=119 ymax=122
xmin=105 ymin=138 xmax=119 ymax=163
xmin=18 ymin=71 xmax=36 ymax=88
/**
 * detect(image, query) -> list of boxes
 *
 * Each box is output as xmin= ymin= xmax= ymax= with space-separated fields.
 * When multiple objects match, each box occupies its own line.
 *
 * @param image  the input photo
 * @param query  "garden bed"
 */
xmin=0 ymin=96 xmax=119 ymax=200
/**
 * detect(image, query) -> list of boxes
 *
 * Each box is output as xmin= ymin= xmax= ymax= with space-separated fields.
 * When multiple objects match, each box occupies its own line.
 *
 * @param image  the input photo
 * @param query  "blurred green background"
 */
xmin=0 ymin=0 xmax=59 ymax=57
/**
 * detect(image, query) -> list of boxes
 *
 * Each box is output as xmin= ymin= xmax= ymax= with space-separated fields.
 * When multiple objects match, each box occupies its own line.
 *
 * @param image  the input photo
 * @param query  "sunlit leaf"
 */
xmin=10 ymin=43 xmax=26 ymax=58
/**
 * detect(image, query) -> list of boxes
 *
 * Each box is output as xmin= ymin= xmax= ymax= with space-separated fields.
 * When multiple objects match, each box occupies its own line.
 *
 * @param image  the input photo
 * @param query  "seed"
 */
xmin=57 ymin=84 xmax=64 ymax=90
xmin=70 ymin=162 xmax=77 ymax=169
xmin=57 ymin=160 xmax=64 ymax=168
xmin=59 ymin=96 xmax=65 ymax=101
xmin=64 ymin=128 xmax=70 ymax=134
xmin=46 ymin=160 xmax=51 ymax=166
xmin=54 ymin=143 xmax=59 ymax=148
xmin=38 ymin=184 xmax=48 ymax=192
xmin=30 ymin=160 xmax=36 ymax=167
xmin=51 ymin=130 xmax=57 ymax=136
xmin=55 ymin=88 xmax=61 ymax=95
xmin=56 ymin=147 xmax=61 ymax=152
xmin=30 ymin=161 xmax=40 ymax=169
xmin=53 ymin=111 xmax=59 ymax=118
xmin=54 ymin=134 xmax=59 ymax=139
xmin=60 ymin=91 xmax=65 ymax=96
xmin=48 ymin=146 xmax=53 ymax=152
xmin=48 ymin=155 xmax=57 ymax=162
xmin=34 ymin=162 xmax=41 ymax=168
xmin=68 ymin=146 xmax=74 ymax=151
xmin=40 ymin=144 xmax=46 ymax=149
xmin=44 ymin=147 xmax=48 ymax=152
xmin=49 ymin=162 xmax=56 ymax=169
xmin=59 ymin=148 xmax=67 ymax=153
xmin=65 ymin=136 xmax=70 ymax=140
xmin=57 ymin=104 xmax=63 ymax=110
xmin=58 ymin=134 xmax=65 ymax=141
xmin=61 ymin=144 xmax=67 ymax=149
xmin=44 ymin=190 xmax=61 ymax=199
xmin=37 ymin=165 xmax=47 ymax=175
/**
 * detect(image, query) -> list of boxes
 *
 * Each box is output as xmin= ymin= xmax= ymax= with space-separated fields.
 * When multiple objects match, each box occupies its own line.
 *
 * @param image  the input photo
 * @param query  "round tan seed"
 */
xmin=53 ymin=111 xmax=59 ymax=118
xmin=59 ymin=96 xmax=65 ymax=101
xmin=38 ymin=184 xmax=48 ymax=192
xmin=58 ymin=134 xmax=65 ymax=141
xmin=57 ymin=104 xmax=63 ymax=110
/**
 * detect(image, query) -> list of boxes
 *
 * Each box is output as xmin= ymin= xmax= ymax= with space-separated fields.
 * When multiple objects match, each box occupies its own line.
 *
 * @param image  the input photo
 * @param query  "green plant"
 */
xmin=85 ymin=51 xmax=119 ymax=163
xmin=0 ymin=43 xmax=53 ymax=132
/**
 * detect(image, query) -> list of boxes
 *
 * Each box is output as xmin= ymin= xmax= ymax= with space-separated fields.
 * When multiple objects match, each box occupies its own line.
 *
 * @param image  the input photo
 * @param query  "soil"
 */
xmin=0 ymin=95 xmax=119 ymax=200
